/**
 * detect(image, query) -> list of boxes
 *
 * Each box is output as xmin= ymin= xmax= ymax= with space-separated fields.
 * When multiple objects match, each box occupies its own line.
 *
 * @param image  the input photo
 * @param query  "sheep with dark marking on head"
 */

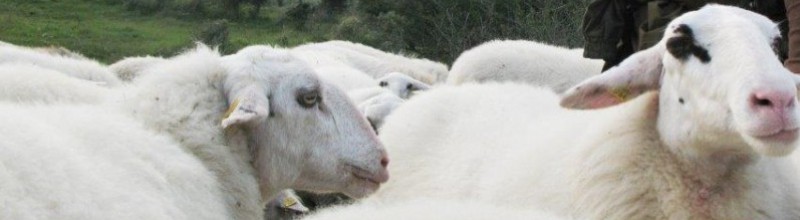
xmin=369 ymin=5 xmax=800 ymax=219
xmin=376 ymin=72 xmax=430 ymax=99
xmin=0 ymin=44 xmax=390 ymax=220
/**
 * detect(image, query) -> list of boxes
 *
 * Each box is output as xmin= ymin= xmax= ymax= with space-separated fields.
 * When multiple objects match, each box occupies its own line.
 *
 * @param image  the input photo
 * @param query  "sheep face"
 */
xmin=377 ymin=72 xmax=431 ymax=99
xmin=222 ymin=46 xmax=389 ymax=199
xmin=561 ymin=5 xmax=800 ymax=157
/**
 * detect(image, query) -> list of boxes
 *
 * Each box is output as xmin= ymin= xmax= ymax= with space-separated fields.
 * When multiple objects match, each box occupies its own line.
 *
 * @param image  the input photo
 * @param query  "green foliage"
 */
xmin=197 ymin=19 xmax=231 ymax=52
xmin=332 ymin=11 xmax=405 ymax=52
xmin=284 ymin=2 xmax=315 ymax=28
xmin=350 ymin=0 xmax=589 ymax=63
xmin=0 ymin=0 xmax=589 ymax=65
xmin=0 ymin=0 xmax=325 ymax=63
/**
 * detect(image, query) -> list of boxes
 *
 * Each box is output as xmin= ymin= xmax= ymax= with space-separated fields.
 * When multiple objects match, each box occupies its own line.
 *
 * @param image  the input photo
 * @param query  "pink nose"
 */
xmin=750 ymin=89 xmax=796 ymax=112
xmin=380 ymin=155 xmax=389 ymax=168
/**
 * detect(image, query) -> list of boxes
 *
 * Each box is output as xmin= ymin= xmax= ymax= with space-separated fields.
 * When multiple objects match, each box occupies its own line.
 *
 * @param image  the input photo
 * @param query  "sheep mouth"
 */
xmin=346 ymin=165 xmax=387 ymax=184
xmin=754 ymin=128 xmax=800 ymax=143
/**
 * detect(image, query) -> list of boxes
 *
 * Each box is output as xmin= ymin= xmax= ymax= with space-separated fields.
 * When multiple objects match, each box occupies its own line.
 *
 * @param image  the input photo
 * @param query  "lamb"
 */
xmin=292 ymin=41 xmax=446 ymax=84
xmin=0 ymin=63 xmax=111 ymax=104
xmin=301 ymin=198 xmax=567 ymax=220
xmin=447 ymin=40 xmax=603 ymax=93
xmin=372 ymin=5 xmax=800 ymax=219
xmin=109 ymin=56 xmax=167 ymax=82
xmin=0 ymin=44 xmax=390 ymax=220
xmin=0 ymin=43 xmax=121 ymax=86
xmin=376 ymin=72 xmax=430 ymax=99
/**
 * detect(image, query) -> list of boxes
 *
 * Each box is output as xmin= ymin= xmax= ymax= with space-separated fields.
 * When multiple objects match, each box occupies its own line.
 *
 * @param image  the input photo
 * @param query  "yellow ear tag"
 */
xmin=222 ymin=98 xmax=241 ymax=120
xmin=281 ymin=197 xmax=298 ymax=208
xmin=610 ymin=87 xmax=631 ymax=102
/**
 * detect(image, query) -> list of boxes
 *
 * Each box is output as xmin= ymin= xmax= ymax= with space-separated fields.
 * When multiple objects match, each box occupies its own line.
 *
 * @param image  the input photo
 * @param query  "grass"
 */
xmin=0 ymin=0 xmax=330 ymax=63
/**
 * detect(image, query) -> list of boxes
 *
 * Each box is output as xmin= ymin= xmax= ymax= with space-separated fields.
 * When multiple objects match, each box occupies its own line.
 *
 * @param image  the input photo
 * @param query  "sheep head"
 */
xmin=221 ymin=46 xmax=390 ymax=200
xmin=561 ymin=5 xmax=800 ymax=158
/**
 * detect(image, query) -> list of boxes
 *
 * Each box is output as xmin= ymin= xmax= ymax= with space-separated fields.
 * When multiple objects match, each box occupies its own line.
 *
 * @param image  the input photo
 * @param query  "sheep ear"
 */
xmin=561 ymin=44 xmax=665 ymax=109
xmin=278 ymin=192 xmax=309 ymax=213
xmin=221 ymin=85 xmax=270 ymax=128
xmin=410 ymin=80 xmax=431 ymax=91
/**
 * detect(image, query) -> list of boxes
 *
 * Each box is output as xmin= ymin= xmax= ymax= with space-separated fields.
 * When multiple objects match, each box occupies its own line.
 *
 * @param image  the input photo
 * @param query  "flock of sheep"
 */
xmin=2 ymin=5 xmax=800 ymax=220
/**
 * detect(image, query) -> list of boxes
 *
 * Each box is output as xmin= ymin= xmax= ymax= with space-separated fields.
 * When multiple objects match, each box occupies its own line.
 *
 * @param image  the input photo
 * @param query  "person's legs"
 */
xmin=784 ymin=0 xmax=800 ymax=73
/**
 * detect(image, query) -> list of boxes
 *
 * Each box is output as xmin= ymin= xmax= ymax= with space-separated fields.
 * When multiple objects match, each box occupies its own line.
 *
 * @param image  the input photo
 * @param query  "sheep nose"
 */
xmin=750 ymin=89 xmax=796 ymax=112
xmin=380 ymin=154 xmax=389 ymax=168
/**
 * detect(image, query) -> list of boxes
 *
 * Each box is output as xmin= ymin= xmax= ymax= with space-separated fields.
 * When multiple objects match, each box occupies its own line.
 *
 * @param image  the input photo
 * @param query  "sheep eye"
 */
xmin=379 ymin=81 xmax=388 ymax=87
xmin=297 ymin=92 xmax=320 ymax=108
xmin=406 ymin=84 xmax=414 ymax=90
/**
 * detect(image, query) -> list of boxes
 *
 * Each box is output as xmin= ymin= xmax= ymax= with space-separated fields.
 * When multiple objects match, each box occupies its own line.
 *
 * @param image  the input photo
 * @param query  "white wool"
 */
xmin=0 ymin=103 xmax=229 ymax=220
xmin=33 ymin=46 xmax=90 ymax=60
xmin=0 ymin=43 xmax=121 ymax=87
xmin=301 ymin=198 xmax=568 ymax=220
xmin=0 ymin=63 xmax=111 ymax=104
xmin=347 ymin=87 xmax=405 ymax=130
xmin=293 ymin=40 xmax=447 ymax=84
xmin=356 ymin=91 xmax=404 ymax=131
xmin=118 ymin=44 xmax=387 ymax=219
xmin=447 ymin=40 xmax=603 ymax=93
xmin=290 ymin=49 xmax=352 ymax=69
xmin=375 ymin=6 xmax=800 ymax=219
xmin=109 ymin=56 xmax=166 ymax=82
xmin=0 ymin=44 xmax=388 ymax=220
xmin=322 ymin=40 xmax=449 ymax=82
xmin=313 ymin=65 xmax=377 ymax=92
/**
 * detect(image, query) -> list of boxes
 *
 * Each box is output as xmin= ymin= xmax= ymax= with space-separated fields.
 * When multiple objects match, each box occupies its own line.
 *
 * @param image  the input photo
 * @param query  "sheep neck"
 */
xmin=123 ymin=74 xmax=265 ymax=220
xmin=652 ymin=94 xmax=759 ymax=218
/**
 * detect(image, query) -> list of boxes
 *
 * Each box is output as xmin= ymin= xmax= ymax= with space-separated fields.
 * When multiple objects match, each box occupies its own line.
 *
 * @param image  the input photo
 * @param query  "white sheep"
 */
xmin=33 ymin=46 xmax=90 ymax=60
xmin=447 ymin=40 xmax=603 ymax=93
xmin=293 ymin=41 xmax=446 ymax=84
xmin=287 ymin=50 xmax=413 ymax=132
xmin=0 ymin=63 xmax=111 ymax=104
xmin=347 ymin=87 xmax=405 ymax=131
xmin=301 ymin=198 xmax=567 ymax=220
xmin=0 ymin=42 xmax=121 ymax=86
xmin=373 ymin=5 xmax=800 ymax=219
xmin=109 ymin=56 xmax=167 ymax=82
xmin=376 ymin=72 xmax=431 ymax=99
xmin=0 ymin=44 xmax=390 ymax=220
xmin=313 ymin=65 xmax=378 ymax=92
xmin=322 ymin=40 xmax=449 ymax=82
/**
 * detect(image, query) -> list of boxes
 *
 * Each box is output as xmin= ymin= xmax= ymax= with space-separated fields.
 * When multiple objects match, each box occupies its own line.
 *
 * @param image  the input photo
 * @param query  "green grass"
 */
xmin=0 ymin=0 xmax=329 ymax=63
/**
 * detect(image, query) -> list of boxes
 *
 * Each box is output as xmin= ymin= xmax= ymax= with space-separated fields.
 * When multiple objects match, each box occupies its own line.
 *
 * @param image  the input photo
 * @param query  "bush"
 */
xmin=122 ymin=0 xmax=167 ymax=14
xmin=197 ymin=19 xmax=231 ymax=52
xmin=283 ymin=2 xmax=316 ymax=29
xmin=346 ymin=0 xmax=588 ymax=63
xmin=333 ymin=11 xmax=405 ymax=52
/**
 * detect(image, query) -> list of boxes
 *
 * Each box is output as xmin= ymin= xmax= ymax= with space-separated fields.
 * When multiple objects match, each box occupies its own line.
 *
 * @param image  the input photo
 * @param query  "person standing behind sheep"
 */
xmin=582 ymin=0 xmax=787 ymax=71
xmin=786 ymin=0 xmax=800 ymax=73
